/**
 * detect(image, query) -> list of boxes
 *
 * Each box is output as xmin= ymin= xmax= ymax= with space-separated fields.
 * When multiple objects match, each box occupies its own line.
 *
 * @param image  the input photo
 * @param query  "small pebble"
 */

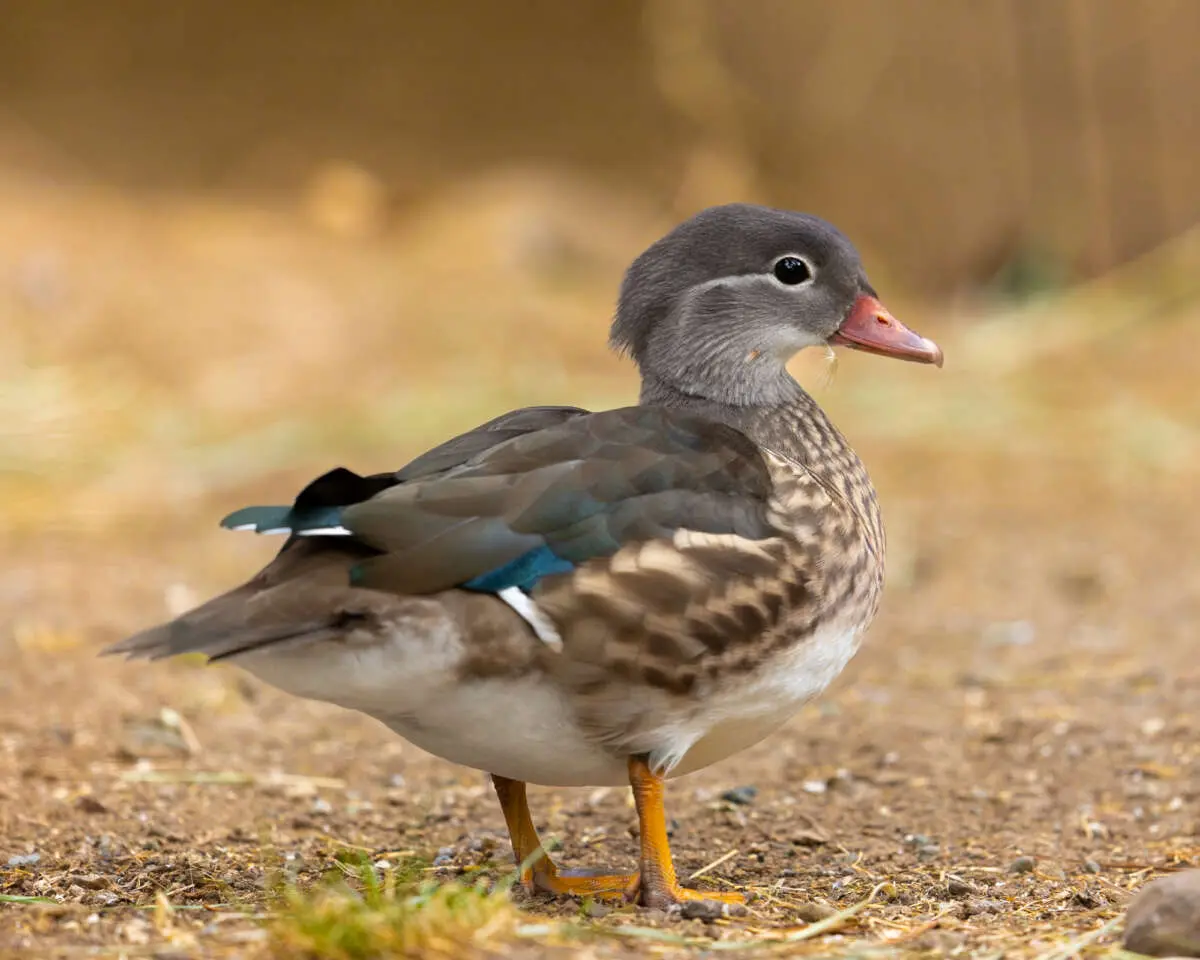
xmin=1083 ymin=859 xmax=1102 ymax=874
xmin=1124 ymin=869 xmax=1200 ymax=957
xmin=720 ymin=785 xmax=758 ymax=806
xmin=791 ymin=829 xmax=827 ymax=847
xmin=961 ymin=897 xmax=1008 ymax=918
xmin=793 ymin=901 xmax=836 ymax=922
xmin=946 ymin=877 xmax=980 ymax=898
xmin=311 ymin=797 xmax=333 ymax=815
xmin=466 ymin=836 xmax=496 ymax=854
xmin=1008 ymin=855 xmax=1036 ymax=874
xmin=432 ymin=846 xmax=455 ymax=867
xmin=678 ymin=899 xmax=748 ymax=920
xmin=6 ymin=853 xmax=40 ymax=867
xmin=582 ymin=900 xmax=611 ymax=918
xmin=912 ymin=931 xmax=967 ymax=954
xmin=916 ymin=844 xmax=940 ymax=862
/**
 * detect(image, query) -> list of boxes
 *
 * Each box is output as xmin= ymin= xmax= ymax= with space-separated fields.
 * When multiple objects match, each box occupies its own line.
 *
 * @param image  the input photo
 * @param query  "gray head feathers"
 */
xmin=610 ymin=204 xmax=871 ymax=406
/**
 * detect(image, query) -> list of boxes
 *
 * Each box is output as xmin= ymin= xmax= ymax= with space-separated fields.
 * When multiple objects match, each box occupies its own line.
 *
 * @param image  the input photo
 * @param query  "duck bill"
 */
xmin=829 ymin=294 xmax=943 ymax=367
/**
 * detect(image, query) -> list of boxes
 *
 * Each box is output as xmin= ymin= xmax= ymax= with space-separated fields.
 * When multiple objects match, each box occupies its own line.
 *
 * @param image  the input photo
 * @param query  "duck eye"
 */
xmin=772 ymin=256 xmax=813 ymax=285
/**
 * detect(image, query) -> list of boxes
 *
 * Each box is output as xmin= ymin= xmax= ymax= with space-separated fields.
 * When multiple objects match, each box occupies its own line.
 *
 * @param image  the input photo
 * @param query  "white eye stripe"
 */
xmin=683 ymin=259 xmax=818 ymax=300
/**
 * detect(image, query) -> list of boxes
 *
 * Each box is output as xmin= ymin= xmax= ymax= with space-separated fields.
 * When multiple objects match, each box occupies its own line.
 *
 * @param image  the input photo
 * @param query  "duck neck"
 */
xmin=637 ymin=371 xmax=855 ymax=471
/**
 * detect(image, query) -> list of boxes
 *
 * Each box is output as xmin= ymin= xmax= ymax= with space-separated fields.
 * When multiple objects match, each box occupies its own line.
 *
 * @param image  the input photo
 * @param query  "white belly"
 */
xmin=383 ymin=676 xmax=630 ymax=786
xmin=386 ymin=689 xmax=796 ymax=787
xmin=238 ymin=619 xmax=862 ymax=787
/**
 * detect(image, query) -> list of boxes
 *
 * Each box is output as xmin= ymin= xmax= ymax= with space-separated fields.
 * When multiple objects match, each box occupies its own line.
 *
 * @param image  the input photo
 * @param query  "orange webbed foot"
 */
xmin=624 ymin=871 xmax=746 ymax=909
xmin=529 ymin=866 xmax=637 ymax=900
xmin=491 ymin=767 xmax=746 ymax=912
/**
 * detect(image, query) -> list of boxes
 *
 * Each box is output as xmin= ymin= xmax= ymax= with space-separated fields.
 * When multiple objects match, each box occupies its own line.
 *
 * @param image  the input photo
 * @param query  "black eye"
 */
xmin=773 ymin=256 xmax=813 ymax=285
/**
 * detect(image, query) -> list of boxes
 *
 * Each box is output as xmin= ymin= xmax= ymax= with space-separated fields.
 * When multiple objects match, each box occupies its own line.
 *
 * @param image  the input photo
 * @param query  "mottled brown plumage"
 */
xmin=105 ymin=203 xmax=941 ymax=908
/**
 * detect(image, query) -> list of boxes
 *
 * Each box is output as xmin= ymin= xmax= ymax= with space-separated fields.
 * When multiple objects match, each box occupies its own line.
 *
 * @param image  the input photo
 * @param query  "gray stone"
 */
xmin=960 ymin=898 xmax=1008 ymax=918
xmin=677 ymin=898 xmax=749 ymax=920
xmin=946 ymin=877 xmax=981 ymax=898
xmin=720 ymin=785 xmax=758 ymax=806
xmin=1124 ymin=870 xmax=1200 ymax=957
xmin=793 ymin=901 xmax=836 ymax=922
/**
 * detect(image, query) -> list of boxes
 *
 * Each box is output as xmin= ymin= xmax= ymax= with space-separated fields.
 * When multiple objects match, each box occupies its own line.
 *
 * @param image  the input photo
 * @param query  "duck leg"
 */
xmin=491 ymin=774 xmax=633 ymax=899
xmin=625 ymin=756 xmax=745 ymax=908
xmin=491 ymin=763 xmax=744 ymax=907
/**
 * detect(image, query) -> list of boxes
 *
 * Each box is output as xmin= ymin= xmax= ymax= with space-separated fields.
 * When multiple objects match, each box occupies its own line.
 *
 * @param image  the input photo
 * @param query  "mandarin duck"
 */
xmin=106 ymin=204 xmax=942 ymax=908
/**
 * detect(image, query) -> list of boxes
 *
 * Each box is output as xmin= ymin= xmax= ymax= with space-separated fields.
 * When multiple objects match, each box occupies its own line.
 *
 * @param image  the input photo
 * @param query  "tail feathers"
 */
xmin=220 ymin=504 xmax=347 ymax=536
xmin=103 ymin=617 xmax=341 ymax=662
xmin=221 ymin=505 xmax=293 ymax=533
xmin=221 ymin=466 xmax=400 ymax=536
xmin=103 ymin=536 xmax=390 ymax=663
xmin=103 ymin=569 xmax=365 ymax=663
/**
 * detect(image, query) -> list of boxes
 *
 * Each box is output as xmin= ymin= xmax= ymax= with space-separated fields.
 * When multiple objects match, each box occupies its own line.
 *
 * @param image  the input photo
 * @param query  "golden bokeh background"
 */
xmin=5 ymin=0 xmax=1198 ymax=543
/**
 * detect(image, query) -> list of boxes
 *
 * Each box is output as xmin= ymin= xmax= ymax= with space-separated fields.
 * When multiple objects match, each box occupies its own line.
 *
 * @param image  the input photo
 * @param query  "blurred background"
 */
xmin=4 ymin=0 xmax=1200 ymax=544
xmin=3 ymin=2 xmax=1199 ymax=953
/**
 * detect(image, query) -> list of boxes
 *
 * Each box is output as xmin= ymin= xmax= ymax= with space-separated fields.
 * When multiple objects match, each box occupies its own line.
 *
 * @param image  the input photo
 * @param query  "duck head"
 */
xmin=611 ymin=203 xmax=942 ymax=406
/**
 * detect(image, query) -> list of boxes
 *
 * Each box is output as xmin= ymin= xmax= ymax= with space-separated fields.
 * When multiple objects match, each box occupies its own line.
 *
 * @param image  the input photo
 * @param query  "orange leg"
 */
xmin=491 ymin=763 xmax=744 ymax=907
xmin=626 ymin=756 xmax=745 ymax=908
xmin=491 ymin=774 xmax=633 ymax=899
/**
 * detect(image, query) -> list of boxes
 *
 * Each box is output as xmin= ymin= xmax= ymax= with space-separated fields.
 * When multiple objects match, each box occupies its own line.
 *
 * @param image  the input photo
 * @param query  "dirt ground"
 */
xmin=2 ymin=176 xmax=1198 ymax=957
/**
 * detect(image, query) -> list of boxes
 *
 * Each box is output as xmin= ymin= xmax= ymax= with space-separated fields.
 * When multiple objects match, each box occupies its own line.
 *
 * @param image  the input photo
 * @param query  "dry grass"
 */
xmin=268 ymin=856 xmax=523 ymax=960
xmin=2 ymin=169 xmax=1199 ymax=958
